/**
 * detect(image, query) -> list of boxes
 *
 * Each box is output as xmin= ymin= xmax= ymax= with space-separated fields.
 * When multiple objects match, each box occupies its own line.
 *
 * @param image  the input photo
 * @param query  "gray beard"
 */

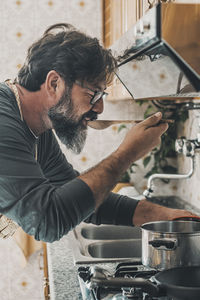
xmin=48 ymin=89 xmax=87 ymax=154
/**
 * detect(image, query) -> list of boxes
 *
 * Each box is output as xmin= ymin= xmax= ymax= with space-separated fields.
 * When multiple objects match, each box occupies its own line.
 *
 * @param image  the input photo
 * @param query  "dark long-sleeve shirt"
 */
xmin=0 ymin=82 xmax=139 ymax=242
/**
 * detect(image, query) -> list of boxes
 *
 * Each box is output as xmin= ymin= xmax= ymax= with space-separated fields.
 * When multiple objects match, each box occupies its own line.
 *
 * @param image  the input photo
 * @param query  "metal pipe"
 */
xmin=143 ymin=156 xmax=195 ymax=198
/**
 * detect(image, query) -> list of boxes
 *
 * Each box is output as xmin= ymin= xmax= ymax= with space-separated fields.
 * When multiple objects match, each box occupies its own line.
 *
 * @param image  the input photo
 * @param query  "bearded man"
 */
xmin=0 ymin=23 xmax=194 ymax=242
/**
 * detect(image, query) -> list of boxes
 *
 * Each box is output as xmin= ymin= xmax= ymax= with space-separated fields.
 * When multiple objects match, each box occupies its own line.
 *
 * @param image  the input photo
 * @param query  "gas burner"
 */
xmin=115 ymin=262 xmax=158 ymax=279
xmin=122 ymin=287 xmax=144 ymax=299
xmin=78 ymin=262 xmax=173 ymax=300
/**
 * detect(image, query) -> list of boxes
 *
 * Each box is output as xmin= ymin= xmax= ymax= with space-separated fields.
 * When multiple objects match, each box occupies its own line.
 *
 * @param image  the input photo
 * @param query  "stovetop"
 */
xmin=78 ymin=262 xmax=173 ymax=300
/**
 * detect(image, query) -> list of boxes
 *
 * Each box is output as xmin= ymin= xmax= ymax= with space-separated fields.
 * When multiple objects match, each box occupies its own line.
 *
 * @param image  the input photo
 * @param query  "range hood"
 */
xmin=113 ymin=3 xmax=200 ymax=101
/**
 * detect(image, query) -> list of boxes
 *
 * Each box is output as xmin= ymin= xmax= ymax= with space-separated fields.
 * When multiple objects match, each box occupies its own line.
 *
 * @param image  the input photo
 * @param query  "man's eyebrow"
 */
xmin=85 ymin=83 xmax=106 ymax=91
xmin=94 ymin=85 xmax=106 ymax=91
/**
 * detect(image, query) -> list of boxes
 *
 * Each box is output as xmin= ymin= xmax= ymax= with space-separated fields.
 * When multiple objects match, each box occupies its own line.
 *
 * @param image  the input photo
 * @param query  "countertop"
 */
xmin=47 ymin=231 xmax=117 ymax=300
xmin=47 ymin=233 xmax=82 ymax=300
xmin=47 ymin=196 xmax=200 ymax=300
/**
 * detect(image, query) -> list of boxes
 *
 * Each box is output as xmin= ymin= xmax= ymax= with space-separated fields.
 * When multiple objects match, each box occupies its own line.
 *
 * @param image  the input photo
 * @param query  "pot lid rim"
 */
xmin=141 ymin=220 xmax=200 ymax=234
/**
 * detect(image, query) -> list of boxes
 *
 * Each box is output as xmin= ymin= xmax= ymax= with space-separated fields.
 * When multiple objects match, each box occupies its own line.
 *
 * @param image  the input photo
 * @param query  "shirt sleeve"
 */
xmin=39 ymin=132 xmax=139 ymax=228
xmin=84 ymin=192 xmax=139 ymax=226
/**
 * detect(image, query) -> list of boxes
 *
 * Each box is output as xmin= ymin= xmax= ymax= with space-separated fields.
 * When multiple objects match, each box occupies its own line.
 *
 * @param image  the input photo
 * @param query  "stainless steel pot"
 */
xmin=141 ymin=220 xmax=200 ymax=270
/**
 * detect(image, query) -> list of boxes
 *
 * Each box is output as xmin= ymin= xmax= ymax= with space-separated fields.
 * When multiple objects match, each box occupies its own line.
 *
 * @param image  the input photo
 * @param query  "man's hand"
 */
xmin=116 ymin=112 xmax=168 ymax=164
xmin=133 ymin=199 xmax=199 ymax=226
xmin=79 ymin=112 xmax=169 ymax=208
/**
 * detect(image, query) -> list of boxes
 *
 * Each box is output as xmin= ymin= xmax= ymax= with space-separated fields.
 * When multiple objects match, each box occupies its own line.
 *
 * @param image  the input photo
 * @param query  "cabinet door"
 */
xmin=103 ymin=0 xmax=146 ymax=48
xmin=103 ymin=0 xmax=146 ymax=100
xmin=103 ymin=1 xmax=176 ymax=48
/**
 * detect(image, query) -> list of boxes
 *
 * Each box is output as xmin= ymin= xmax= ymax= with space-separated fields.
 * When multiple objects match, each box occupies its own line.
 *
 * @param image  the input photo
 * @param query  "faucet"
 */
xmin=143 ymin=137 xmax=199 ymax=198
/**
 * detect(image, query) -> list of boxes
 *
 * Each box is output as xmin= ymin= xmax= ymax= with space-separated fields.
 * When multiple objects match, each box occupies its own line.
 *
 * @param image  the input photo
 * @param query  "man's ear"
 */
xmin=45 ymin=70 xmax=65 ymax=101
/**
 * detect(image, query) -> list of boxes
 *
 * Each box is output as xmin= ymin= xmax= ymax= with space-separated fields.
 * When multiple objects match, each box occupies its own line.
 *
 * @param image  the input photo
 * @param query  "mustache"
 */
xmin=81 ymin=110 xmax=98 ymax=122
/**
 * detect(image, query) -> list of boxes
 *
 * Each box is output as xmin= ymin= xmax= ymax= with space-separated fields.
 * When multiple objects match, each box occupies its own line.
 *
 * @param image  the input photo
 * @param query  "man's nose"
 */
xmin=92 ymin=98 xmax=104 ymax=114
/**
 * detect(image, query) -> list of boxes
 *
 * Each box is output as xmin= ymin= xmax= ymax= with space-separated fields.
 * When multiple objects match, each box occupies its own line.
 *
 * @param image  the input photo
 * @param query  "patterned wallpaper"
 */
xmin=0 ymin=0 xmax=102 ymax=81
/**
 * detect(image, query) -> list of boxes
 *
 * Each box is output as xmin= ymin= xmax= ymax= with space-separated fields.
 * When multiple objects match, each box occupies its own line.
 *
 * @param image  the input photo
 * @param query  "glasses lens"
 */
xmin=90 ymin=92 xmax=102 ymax=105
xmin=90 ymin=92 xmax=108 ymax=105
xmin=102 ymin=92 xmax=108 ymax=101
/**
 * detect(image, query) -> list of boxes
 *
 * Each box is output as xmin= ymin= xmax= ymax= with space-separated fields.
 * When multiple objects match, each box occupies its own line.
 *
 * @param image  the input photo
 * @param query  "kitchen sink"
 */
xmin=88 ymin=239 xmax=141 ymax=258
xmin=81 ymin=224 xmax=141 ymax=240
xmin=69 ymin=223 xmax=142 ymax=264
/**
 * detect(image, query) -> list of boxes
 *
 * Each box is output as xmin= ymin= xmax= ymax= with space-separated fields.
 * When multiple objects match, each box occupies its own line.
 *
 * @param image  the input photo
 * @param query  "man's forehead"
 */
xmin=85 ymin=81 xmax=106 ymax=91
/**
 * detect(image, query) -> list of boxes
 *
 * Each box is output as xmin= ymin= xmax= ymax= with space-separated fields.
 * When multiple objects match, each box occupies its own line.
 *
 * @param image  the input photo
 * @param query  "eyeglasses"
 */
xmin=75 ymin=81 xmax=108 ymax=106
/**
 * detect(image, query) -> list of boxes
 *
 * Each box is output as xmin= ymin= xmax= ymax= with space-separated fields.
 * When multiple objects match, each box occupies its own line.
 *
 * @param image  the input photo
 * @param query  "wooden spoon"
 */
xmin=88 ymin=120 xmax=134 ymax=129
xmin=88 ymin=119 xmax=174 ymax=130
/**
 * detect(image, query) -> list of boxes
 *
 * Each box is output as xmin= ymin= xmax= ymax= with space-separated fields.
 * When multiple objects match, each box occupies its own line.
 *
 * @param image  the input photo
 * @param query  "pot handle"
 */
xmin=149 ymin=238 xmax=178 ymax=250
xmin=90 ymin=276 xmax=162 ymax=297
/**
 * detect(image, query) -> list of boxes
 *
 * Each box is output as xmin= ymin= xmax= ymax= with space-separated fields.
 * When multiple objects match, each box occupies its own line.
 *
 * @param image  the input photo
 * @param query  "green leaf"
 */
xmin=144 ymin=166 xmax=159 ymax=178
xmin=161 ymin=165 xmax=177 ymax=174
xmin=143 ymin=156 xmax=151 ymax=168
xmin=154 ymin=151 xmax=161 ymax=162
xmin=144 ymin=105 xmax=155 ymax=119
xmin=117 ymin=124 xmax=127 ymax=133
xmin=144 ymin=170 xmax=154 ymax=178
xmin=179 ymin=111 xmax=189 ymax=122
xmin=120 ymin=172 xmax=131 ymax=183
xmin=135 ymin=100 xmax=147 ymax=106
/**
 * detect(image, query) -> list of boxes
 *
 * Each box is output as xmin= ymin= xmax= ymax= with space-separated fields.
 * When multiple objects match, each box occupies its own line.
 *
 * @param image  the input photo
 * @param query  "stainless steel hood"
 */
xmin=114 ymin=3 xmax=200 ymax=101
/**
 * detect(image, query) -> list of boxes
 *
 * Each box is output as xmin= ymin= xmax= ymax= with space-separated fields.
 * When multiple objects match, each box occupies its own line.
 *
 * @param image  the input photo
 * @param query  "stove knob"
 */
xmin=78 ymin=266 xmax=91 ymax=283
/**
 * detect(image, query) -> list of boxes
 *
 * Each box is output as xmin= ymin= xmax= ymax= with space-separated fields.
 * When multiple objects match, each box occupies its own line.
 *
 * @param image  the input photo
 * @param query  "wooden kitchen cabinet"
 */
xmin=103 ymin=0 xmax=149 ymax=48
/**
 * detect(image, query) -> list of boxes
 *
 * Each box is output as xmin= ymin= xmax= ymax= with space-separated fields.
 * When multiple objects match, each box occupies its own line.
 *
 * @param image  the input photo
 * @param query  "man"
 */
xmin=0 ymin=23 xmax=194 ymax=242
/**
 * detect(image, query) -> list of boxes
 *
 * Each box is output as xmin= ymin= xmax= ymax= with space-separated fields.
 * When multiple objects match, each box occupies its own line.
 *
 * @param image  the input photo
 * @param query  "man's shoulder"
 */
xmin=0 ymin=82 xmax=24 ymax=135
xmin=0 ymin=81 xmax=14 ymax=95
xmin=0 ymin=82 xmax=16 ymax=107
